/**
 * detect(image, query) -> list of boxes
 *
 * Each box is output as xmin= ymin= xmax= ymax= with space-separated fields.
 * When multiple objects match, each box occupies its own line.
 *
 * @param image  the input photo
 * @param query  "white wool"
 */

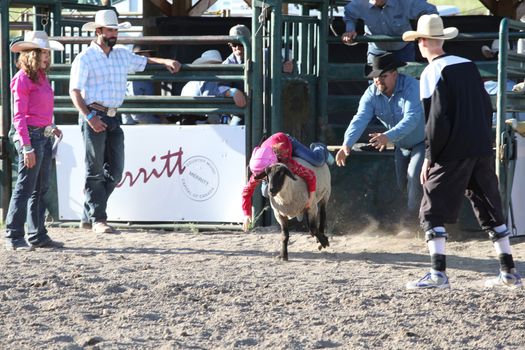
xmin=269 ymin=158 xmax=331 ymax=225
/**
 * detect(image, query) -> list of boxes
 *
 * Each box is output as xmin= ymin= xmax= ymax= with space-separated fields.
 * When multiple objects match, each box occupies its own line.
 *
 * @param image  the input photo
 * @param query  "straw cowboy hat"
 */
xmin=192 ymin=50 xmax=222 ymax=64
xmin=82 ymin=9 xmax=131 ymax=31
xmin=402 ymin=14 xmax=458 ymax=42
xmin=10 ymin=30 xmax=64 ymax=53
xmin=364 ymin=53 xmax=406 ymax=78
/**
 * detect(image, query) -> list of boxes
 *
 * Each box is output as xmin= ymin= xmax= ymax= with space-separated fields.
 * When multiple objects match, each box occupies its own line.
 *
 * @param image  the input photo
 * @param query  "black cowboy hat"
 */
xmin=364 ymin=53 xmax=407 ymax=78
xmin=133 ymin=44 xmax=156 ymax=54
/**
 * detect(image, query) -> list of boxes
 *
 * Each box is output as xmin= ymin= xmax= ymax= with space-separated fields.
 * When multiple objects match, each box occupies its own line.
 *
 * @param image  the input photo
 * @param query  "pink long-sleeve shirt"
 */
xmin=10 ymin=69 xmax=54 ymax=146
xmin=241 ymin=132 xmax=317 ymax=216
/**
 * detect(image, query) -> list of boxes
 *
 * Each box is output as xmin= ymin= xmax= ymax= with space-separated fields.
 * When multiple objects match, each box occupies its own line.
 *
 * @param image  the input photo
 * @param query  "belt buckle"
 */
xmin=44 ymin=125 xmax=55 ymax=138
xmin=107 ymin=108 xmax=117 ymax=117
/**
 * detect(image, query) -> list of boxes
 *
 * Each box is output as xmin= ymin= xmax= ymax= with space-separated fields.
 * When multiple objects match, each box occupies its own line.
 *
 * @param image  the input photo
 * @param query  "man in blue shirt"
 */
xmin=182 ymin=50 xmax=246 ymax=124
xmin=335 ymin=53 xmax=425 ymax=220
xmin=341 ymin=0 xmax=437 ymax=63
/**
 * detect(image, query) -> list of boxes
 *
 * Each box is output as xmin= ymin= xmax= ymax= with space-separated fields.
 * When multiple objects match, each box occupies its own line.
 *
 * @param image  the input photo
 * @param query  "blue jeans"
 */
xmin=81 ymin=114 xmax=124 ymax=223
xmin=288 ymin=135 xmax=326 ymax=167
xmin=394 ymin=142 xmax=425 ymax=214
xmin=5 ymin=130 xmax=53 ymax=244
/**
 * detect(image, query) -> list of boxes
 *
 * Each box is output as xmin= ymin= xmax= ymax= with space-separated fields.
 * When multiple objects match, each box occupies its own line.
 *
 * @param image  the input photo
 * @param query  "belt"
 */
xmin=27 ymin=125 xmax=55 ymax=137
xmin=88 ymin=103 xmax=118 ymax=117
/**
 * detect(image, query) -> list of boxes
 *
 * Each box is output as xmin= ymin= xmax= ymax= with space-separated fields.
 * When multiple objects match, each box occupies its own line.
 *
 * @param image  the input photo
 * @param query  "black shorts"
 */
xmin=420 ymin=156 xmax=504 ymax=231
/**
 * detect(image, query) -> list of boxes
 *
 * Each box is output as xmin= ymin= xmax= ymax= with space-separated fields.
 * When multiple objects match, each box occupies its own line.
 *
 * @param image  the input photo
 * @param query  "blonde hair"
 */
xmin=16 ymin=49 xmax=48 ymax=83
xmin=272 ymin=142 xmax=287 ymax=160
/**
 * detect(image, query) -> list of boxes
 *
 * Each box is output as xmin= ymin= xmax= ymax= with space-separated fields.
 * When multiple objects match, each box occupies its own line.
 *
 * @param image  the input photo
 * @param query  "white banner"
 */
xmin=56 ymin=125 xmax=246 ymax=222
xmin=511 ymin=135 xmax=525 ymax=236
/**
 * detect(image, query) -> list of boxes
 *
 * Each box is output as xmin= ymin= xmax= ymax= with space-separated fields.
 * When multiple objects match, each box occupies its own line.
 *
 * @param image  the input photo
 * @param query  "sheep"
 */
xmin=255 ymin=157 xmax=331 ymax=260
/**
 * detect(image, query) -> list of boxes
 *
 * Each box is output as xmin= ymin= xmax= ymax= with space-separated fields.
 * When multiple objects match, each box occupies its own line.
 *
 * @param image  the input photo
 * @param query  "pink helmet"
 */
xmin=249 ymin=146 xmax=277 ymax=175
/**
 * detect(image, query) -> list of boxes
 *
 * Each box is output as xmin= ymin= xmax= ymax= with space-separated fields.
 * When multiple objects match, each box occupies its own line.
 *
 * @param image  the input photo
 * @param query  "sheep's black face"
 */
xmin=268 ymin=164 xmax=296 ymax=197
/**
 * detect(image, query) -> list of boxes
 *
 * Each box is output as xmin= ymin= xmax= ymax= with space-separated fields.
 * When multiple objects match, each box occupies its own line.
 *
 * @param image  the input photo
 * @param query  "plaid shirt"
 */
xmin=70 ymin=42 xmax=147 ymax=108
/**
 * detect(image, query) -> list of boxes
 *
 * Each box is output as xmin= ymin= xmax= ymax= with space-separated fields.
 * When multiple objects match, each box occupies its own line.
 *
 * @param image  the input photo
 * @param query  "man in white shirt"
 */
xmin=70 ymin=9 xmax=181 ymax=233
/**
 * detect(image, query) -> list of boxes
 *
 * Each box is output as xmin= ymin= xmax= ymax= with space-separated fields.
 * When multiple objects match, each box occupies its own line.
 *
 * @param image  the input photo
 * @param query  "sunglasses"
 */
xmin=229 ymin=43 xmax=242 ymax=48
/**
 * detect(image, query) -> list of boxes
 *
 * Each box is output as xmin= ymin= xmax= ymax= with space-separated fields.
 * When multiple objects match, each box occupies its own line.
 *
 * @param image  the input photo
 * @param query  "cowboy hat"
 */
xmin=192 ymin=50 xmax=222 ymax=64
xmin=82 ymin=9 xmax=131 ymax=31
xmin=10 ymin=31 xmax=64 ymax=53
xmin=133 ymin=44 xmax=155 ymax=54
xmin=229 ymin=24 xmax=251 ymax=38
xmin=364 ymin=53 xmax=406 ymax=78
xmin=402 ymin=14 xmax=458 ymax=42
xmin=481 ymin=39 xmax=511 ymax=59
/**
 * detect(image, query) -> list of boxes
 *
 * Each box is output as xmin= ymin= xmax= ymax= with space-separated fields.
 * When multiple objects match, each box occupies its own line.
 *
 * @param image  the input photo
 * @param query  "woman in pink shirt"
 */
xmin=5 ymin=31 xmax=64 ymax=251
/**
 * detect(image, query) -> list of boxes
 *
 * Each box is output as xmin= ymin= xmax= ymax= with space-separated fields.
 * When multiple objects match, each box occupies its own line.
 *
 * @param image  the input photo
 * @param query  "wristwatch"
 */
xmin=86 ymin=111 xmax=96 ymax=121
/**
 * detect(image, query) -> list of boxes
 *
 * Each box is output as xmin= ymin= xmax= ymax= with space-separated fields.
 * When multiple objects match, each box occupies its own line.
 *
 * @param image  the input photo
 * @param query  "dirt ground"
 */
xmin=1 ymin=225 xmax=524 ymax=350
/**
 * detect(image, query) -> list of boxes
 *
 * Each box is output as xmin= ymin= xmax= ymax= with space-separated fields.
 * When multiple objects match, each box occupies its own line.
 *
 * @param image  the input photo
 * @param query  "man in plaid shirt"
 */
xmin=70 ymin=9 xmax=181 ymax=234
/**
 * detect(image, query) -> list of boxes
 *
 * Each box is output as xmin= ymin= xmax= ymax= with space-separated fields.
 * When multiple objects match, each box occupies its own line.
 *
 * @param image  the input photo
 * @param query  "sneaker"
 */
xmin=5 ymin=239 xmax=35 ymax=251
xmin=406 ymin=271 xmax=450 ymax=289
xmin=79 ymin=221 xmax=92 ymax=230
xmin=121 ymin=116 xmax=138 ymax=125
xmin=326 ymin=151 xmax=335 ymax=166
xmin=310 ymin=142 xmax=335 ymax=166
xmin=485 ymin=270 xmax=523 ymax=289
xmin=30 ymin=239 xmax=65 ymax=249
xmin=92 ymin=221 xmax=116 ymax=234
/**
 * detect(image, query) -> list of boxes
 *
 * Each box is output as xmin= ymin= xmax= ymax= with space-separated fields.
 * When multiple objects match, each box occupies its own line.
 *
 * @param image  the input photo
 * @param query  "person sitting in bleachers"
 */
xmin=181 ymin=50 xmax=246 ymax=124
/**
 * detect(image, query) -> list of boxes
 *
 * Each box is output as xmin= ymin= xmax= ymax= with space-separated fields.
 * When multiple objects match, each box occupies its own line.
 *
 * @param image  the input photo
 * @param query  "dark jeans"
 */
xmin=394 ymin=142 xmax=425 ymax=215
xmin=81 ymin=113 xmax=124 ymax=223
xmin=5 ymin=130 xmax=53 ymax=244
xmin=420 ymin=156 xmax=505 ymax=232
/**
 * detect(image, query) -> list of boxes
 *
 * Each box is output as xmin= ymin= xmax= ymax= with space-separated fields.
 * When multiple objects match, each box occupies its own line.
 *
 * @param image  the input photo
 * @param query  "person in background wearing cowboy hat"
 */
xmin=402 ymin=14 xmax=522 ymax=289
xmin=5 ymin=31 xmax=65 ymax=251
xmin=69 ymin=9 xmax=181 ymax=234
xmin=480 ymin=40 xmax=524 ymax=125
xmin=335 ymin=52 xmax=425 ymax=227
xmin=224 ymin=24 xmax=294 ymax=73
xmin=341 ymin=0 xmax=437 ymax=63
xmin=121 ymin=45 xmax=167 ymax=125
xmin=224 ymin=24 xmax=293 ymax=125
xmin=181 ymin=50 xmax=246 ymax=124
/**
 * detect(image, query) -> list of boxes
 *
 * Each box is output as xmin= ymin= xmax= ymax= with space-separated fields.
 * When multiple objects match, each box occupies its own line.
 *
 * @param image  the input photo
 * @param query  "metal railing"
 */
xmin=46 ymin=34 xmax=252 ymax=148
xmin=496 ymin=18 xmax=525 ymax=225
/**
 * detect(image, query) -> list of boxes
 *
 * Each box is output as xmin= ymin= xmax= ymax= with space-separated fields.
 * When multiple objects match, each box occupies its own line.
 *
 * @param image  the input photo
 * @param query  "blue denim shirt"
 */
xmin=223 ymin=53 xmax=243 ymax=65
xmin=344 ymin=0 xmax=437 ymax=54
xmin=343 ymin=74 xmax=425 ymax=150
xmin=485 ymin=79 xmax=525 ymax=123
